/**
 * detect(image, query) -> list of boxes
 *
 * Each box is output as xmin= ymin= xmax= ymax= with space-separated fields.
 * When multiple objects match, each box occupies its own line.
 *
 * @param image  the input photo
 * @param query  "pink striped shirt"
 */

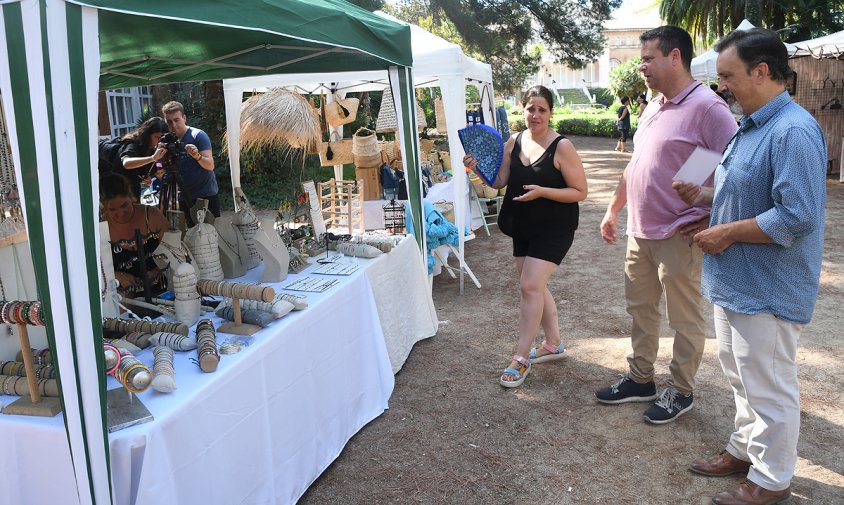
xmin=626 ymin=81 xmax=737 ymax=239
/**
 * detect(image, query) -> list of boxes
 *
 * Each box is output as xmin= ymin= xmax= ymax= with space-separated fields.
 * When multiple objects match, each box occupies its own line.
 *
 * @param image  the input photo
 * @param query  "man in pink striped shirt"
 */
xmin=595 ymin=26 xmax=737 ymax=424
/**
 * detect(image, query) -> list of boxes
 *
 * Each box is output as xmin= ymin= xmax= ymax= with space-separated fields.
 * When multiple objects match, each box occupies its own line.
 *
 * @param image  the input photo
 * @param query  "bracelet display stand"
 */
xmin=196 ymin=280 xmax=275 ymax=336
xmin=2 ymin=301 xmax=61 ymax=417
xmin=106 ymin=348 xmax=154 ymax=432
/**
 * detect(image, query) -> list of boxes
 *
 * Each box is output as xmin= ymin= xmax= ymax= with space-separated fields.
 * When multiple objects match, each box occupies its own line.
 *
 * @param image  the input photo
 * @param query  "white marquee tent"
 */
xmin=223 ymin=12 xmax=496 ymax=272
xmin=791 ymin=29 xmax=844 ymax=58
xmin=691 ymin=19 xmax=799 ymax=80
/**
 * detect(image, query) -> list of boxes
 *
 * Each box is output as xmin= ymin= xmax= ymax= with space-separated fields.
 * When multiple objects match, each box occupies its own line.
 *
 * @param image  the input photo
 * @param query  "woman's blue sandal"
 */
xmin=528 ymin=341 xmax=566 ymax=364
xmin=499 ymin=354 xmax=531 ymax=388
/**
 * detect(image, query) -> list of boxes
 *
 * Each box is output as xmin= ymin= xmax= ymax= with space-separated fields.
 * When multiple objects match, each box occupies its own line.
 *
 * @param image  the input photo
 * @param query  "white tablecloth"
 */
xmin=0 ymin=238 xmax=436 ymax=505
xmin=364 ymin=236 xmax=437 ymax=373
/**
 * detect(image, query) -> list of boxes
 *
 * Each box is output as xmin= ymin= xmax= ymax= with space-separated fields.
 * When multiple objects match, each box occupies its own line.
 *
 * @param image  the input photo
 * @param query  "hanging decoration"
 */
xmin=375 ymin=86 xmax=427 ymax=133
xmin=230 ymin=87 xmax=321 ymax=157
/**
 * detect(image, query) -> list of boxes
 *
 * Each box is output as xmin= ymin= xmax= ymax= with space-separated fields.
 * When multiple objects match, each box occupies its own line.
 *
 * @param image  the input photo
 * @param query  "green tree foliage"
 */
xmin=608 ymin=57 xmax=645 ymax=104
xmin=387 ymin=0 xmax=621 ymax=93
xmin=660 ymin=0 xmax=844 ymax=47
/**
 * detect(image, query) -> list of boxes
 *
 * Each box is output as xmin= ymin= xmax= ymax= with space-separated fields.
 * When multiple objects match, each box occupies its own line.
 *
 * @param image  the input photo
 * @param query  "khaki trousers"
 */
xmin=624 ymin=234 xmax=706 ymax=394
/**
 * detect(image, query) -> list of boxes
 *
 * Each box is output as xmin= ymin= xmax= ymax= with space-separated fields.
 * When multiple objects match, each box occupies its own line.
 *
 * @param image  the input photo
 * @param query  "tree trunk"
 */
xmin=744 ymin=0 xmax=762 ymax=26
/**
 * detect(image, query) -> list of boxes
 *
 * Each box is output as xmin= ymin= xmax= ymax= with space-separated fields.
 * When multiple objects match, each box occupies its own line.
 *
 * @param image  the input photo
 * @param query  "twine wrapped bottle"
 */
xmin=232 ymin=206 xmax=261 ymax=270
xmin=172 ymin=261 xmax=201 ymax=327
xmin=184 ymin=209 xmax=224 ymax=281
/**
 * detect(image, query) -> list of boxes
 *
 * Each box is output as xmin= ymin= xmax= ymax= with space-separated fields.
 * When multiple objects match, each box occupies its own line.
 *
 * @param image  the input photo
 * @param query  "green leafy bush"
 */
xmin=554 ymin=114 xmax=637 ymax=138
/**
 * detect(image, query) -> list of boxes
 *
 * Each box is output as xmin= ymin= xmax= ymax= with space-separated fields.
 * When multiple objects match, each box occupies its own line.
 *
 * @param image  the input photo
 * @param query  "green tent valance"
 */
xmin=69 ymin=0 xmax=413 ymax=88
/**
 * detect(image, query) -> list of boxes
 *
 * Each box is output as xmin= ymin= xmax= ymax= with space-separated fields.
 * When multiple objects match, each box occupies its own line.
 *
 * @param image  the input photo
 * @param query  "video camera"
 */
xmin=159 ymin=131 xmax=185 ymax=159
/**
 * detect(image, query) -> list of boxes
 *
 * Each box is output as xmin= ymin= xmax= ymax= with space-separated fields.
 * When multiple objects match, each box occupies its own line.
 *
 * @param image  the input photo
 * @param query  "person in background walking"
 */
xmin=615 ymin=96 xmax=631 ymax=152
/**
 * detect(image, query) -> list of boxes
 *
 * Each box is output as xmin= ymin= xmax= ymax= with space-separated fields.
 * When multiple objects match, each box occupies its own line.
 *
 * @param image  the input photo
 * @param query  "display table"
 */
xmin=0 ymin=236 xmax=436 ymax=505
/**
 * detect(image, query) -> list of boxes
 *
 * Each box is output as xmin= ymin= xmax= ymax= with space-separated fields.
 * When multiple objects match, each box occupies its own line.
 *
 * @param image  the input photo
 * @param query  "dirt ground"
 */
xmin=298 ymin=135 xmax=844 ymax=504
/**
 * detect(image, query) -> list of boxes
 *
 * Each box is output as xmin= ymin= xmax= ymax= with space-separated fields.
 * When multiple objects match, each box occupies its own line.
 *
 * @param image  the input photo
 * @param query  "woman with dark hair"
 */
xmin=100 ymin=172 xmax=169 ymax=298
xmin=118 ymin=116 xmax=168 ymax=199
xmin=636 ymin=93 xmax=648 ymax=115
xmin=463 ymin=84 xmax=588 ymax=388
xmin=615 ymin=96 xmax=631 ymax=152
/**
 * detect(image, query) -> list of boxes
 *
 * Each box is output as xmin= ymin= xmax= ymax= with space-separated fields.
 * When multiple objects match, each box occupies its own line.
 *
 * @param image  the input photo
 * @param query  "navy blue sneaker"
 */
xmin=643 ymin=387 xmax=694 ymax=424
xmin=595 ymin=373 xmax=658 ymax=404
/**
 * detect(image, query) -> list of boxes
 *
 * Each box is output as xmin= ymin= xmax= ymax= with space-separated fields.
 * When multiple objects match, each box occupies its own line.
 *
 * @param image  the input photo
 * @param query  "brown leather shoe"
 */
xmin=712 ymin=481 xmax=792 ymax=505
xmin=690 ymin=450 xmax=751 ymax=477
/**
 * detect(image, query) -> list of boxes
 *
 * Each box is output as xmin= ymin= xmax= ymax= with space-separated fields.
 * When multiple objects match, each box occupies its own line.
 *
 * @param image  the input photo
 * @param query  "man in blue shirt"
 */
xmin=673 ymin=28 xmax=826 ymax=505
xmin=162 ymin=101 xmax=217 ymax=225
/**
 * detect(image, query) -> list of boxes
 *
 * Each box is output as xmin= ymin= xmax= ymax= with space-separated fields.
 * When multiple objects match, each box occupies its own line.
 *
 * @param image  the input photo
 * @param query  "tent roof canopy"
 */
xmin=691 ymin=20 xmax=797 ymax=81
xmin=791 ymin=29 xmax=844 ymax=58
xmin=222 ymin=11 xmax=492 ymax=95
xmin=69 ymin=0 xmax=413 ymax=89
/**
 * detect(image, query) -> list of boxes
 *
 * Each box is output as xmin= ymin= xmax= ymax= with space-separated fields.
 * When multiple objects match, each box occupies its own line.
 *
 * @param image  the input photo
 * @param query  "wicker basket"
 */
xmin=352 ymin=128 xmax=381 ymax=167
xmin=324 ymin=97 xmax=359 ymax=128
xmin=319 ymin=133 xmax=354 ymax=166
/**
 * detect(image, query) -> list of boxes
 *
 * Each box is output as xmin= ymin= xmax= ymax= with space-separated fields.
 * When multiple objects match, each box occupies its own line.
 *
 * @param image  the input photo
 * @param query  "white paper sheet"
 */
xmin=673 ymin=147 xmax=722 ymax=185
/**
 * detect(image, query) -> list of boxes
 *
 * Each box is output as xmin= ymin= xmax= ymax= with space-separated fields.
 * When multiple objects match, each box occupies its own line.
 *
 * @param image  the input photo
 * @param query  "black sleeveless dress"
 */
xmin=498 ymin=132 xmax=579 ymax=264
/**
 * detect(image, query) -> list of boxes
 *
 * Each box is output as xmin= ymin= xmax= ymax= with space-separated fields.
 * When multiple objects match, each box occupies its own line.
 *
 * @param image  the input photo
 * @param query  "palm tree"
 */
xmin=660 ymin=0 xmax=844 ymax=46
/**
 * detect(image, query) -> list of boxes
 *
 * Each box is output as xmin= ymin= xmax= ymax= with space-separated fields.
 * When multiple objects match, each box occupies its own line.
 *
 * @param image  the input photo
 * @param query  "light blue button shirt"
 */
xmin=702 ymin=91 xmax=827 ymax=324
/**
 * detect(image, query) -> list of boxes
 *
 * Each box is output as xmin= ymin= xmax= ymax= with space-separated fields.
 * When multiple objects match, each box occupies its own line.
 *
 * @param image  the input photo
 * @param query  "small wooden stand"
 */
xmin=318 ymin=179 xmax=364 ymax=235
xmin=3 ymin=323 xmax=62 ymax=417
xmin=197 ymin=281 xmax=275 ymax=336
xmin=217 ymin=298 xmax=262 ymax=336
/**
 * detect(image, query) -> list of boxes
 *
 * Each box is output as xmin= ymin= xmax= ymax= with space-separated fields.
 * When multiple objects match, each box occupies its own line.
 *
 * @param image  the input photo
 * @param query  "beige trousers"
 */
xmin=716 ymin=306 xmax=801 ymax=491
xmin=624 ymin=234 xmax=706 ymax=394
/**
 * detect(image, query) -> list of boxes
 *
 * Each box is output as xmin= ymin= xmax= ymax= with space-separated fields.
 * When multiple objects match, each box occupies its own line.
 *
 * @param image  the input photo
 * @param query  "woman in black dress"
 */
xmin=463 ymin=85 xmax=588 ymax=388
xmin=118 ymin=116 xmax=168 ymax=199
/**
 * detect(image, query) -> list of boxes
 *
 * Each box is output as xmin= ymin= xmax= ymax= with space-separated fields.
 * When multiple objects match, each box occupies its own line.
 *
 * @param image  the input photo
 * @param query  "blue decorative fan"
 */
xmin=458 ymin=124 xmax=504 ymax=187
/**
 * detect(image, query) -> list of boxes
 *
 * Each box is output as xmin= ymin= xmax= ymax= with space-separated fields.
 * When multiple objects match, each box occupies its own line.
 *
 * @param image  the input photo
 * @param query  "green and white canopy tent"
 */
xmin=0 ymin=0 xmax=422 ymax=503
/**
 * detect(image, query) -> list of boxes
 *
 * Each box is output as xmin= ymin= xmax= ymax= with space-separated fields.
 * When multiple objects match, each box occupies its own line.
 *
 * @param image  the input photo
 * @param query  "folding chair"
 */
xmin=469 ymin=184 xmax=504 ymax=236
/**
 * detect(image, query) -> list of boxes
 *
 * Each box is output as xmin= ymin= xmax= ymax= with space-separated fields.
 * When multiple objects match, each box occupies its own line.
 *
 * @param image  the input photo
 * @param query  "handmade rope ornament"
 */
xmin=102 ymin=317 xmax=189 ymax=336
xmin=194 ymin=319 xmax=220 ymax=373
xmin=184 ymin=209 xmax=224 ymax=281
xmin=151 ymin=346 xmax=176 ymax=393
xmin=278 ymin=293 xmax=308 ymax=310
xmin=122 ymin=331 xmax=152 ymax=350
xmin=113 ymin=349 xmax=152 ymax=394
xmin=172 ymin=261 xmax=201 ymax=327
xmin=336 ymin=242 xmax=382 ymax=259
xmin=222 ymin=296 xmax=295 ymax=319
xmin=149 ymin=331 xmax=198 ymax=351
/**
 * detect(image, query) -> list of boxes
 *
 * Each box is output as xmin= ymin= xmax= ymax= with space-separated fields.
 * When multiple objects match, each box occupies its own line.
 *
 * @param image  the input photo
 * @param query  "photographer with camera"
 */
xmin=98 ymin=117 xmax=168 ymax=200
xmin=161 ymin=101 xmax=217 ymax=224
